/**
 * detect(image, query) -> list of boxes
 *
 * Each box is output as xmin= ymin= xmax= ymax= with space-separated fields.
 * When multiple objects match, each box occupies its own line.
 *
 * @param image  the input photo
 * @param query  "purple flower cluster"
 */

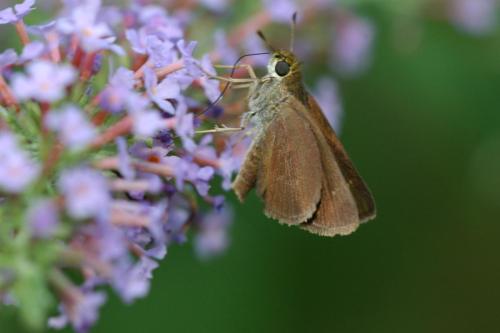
xmin=330 ymin=12 xmax=375 ymax=76
xmin=0 ymin=1 xmax=248 ymax=332
xmin=449 ymin=0 xmax=498 ymax=35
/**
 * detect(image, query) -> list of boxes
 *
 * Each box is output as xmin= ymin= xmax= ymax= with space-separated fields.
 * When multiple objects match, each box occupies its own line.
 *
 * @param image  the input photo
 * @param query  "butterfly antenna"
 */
xmin=196 ymin=52 xmax=269 ymax=117
xmin=290 ymin=12 xmax=298 ymax=52
xmin=257 ymin=30 xmax=276 ymax=52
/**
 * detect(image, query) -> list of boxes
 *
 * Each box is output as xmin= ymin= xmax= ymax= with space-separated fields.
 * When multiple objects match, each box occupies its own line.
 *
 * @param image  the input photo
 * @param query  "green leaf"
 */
xmin=13 ymin=260 xmax=53 ymax=331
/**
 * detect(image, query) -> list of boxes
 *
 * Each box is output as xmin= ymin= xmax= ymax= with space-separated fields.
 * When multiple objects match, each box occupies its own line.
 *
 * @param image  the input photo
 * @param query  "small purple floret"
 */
xmin=58 ymin=167 xmax=111 ymax=220
xmin=27 ymin=199 xmax=60 ymax=239
xmin=11 ymin=60 xmax=76 ymax=102
xmin=0 ymin=132 xmax=40 ymax=193
xmin=45 ymin=105 xmax=96 ymax=150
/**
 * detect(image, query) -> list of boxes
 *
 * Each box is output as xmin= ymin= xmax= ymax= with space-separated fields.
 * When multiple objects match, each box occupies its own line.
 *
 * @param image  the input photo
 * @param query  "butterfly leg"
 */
xmin=230 ymin=83 xmax=253 ymax=90
xmin=199 ymin=66 xmax=257 ymax=84
xmin=195 ymin=124 xmax=244 ymax=135
xmin=214 ymin=64 xmax=257 ymax=80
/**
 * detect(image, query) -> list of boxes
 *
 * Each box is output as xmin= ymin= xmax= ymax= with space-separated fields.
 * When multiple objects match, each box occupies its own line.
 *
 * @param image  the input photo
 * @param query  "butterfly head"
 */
xmin=258 ymin=13 xmax=302 ymax=81
xmin=257 ymin=13 xmax=306 ymax=101
xmin=267 ymin=50 xmax=300 ymax=80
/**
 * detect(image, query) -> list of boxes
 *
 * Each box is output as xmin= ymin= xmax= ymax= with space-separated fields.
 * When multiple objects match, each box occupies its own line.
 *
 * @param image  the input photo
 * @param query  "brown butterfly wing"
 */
xmin=235 ymin=98 xmax=323 ymax=225
xmin=232 ymin=104 xmax=322 ymax=225
xmin=256 ymin=99 xmax=323 ymax=225
xmin=307 ymin=95 xmax=376 ymax=223
xmin=233 ymin=139 xmax=264 ymax=202
xmin=233 ymin=93 xmax=375 ymax=236
xmin=299 ymin=123 xmax=360 ymax=236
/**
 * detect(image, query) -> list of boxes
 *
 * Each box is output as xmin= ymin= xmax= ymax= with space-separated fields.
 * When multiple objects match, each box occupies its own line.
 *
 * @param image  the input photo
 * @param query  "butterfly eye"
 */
xmin=275 ymin=60 xmax=290 ymax=77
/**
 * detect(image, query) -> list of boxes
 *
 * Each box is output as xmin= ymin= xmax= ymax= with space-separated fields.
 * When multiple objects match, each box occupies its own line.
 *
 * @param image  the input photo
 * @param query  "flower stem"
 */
xmin=94 ymin=156 xmax=175 ymax=178
xmin=46 ymin=32 xmax=61 ymax=62
xmin=49 ymin=269 xmax=81 ymax=304
xmin=80 ymin=52 xmax=97 ymax=81
xmin=134 ymin=59 xmax=185 ymax=89
xmin=110 ymin=208 xmax=150 ymax=228
xmin=90 ymin=116 xmax=133 ymax=149
xmin=0 ymin=74 xmax=19 ymax=111
xmin=14 ymin=20 xmax=30 ymax=45
xmin=109 ymin=179 xmax=156 ymax=192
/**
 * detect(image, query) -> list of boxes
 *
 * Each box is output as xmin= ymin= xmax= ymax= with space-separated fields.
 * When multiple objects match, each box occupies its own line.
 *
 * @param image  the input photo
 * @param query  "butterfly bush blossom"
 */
xmin=0 ymin=0 xmax=252 ymax=331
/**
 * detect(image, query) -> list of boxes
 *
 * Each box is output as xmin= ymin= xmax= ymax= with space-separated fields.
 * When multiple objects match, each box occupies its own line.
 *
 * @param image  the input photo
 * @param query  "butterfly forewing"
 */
xmin=256 ymin=100 xmax=322 ymax=224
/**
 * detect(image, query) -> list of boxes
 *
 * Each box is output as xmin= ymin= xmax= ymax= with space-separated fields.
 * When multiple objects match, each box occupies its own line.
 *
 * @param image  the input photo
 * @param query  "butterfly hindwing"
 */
xmin=307 ymin=95 xmax=376 ymax=222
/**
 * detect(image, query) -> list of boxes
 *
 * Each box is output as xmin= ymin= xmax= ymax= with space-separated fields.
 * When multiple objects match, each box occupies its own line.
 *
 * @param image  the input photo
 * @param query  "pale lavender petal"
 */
xmin=58 ymin=167 xmax=111 ymax=220
xmin=243 ymin=34 xmax=269 ymax=66
xmin=116 ymin=137 xmax=135 ymax=180
xmin=177 ymin=39 xmax=202 ymax=77
xmin=19 ymin=41 xmax=45 ymax=62
xmin=56 ymin=0 xmax=121 ymax=53
xmin=214 ymin=29 xmax=238 ymax=64
xmin=0 ymin=132 xmax=40 ymax=193
xmin=72 ymin=292 xmax=106 ymax=332
xmin=217 ymin=135 xmax=251 ymax=190
xmin=14 ymin=0 xmax=36 ymax=18
xmin=0 ymin=49 xmax=17 ymax=69
xmin=26 ymin=21 xmax=56 ymax=35
xmin=12 ymin=60 xmax=76 ymax=102
xmin=125 ymin=93 xmax=150 ymax=113
xmin=0 ymin=8 xmax=17 ymax=24
xmin=45 ymin=105 xmax=96 ymax=150
xmin=0 ymin=153 xmax=40 ymax=193
xmin=27 ymin=199 xmax=59 ymax=239
xmin=131 ymin=109 xmax=166 ymax=137
xmin=200 ymin=54 xmax=216 ymax=76
xmin=197 ymin=166 xmax=214 ymax=181
xmin=125 ymin=29 xmax=146 ymax=54
xmin=144 ymin=68 xmax=179 ymax=114
xmin=143 ymin=67 xmax=157 ymax=92
xmin=175 ymin=105 xmax=194 ymax=139
xmin=145 ymin=35 xmax=175 ymax=68
xmin=199 ymin=55 xmax=220 ymax=102
xmin=49 ymin=290 xmax=106 ymax=332
xmin=100 ymin=68 xmax=135 ymax=113
xmin=156 ymin=76 xmax=180 ymax=100
xmin=146 ymin=244 xmax=167 ymax=260
xmin=449 ymin=0 xmax=497 ymax=35
xmin=195 ymin=209 xmax=232 ymax=259
xmin=113 ymin=257 xmax=158 ymax=303
xmin=110 ymin=67 xmax=135 ymax=90
xmin=332 ymin=15 xmax=375 ymax=75
xmin=263 ymin=0 xmax=298 ymax=23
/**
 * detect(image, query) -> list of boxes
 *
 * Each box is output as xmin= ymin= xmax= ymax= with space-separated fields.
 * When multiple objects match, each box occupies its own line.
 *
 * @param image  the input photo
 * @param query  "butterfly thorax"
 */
xmin=247 ymin=78 xmax=288 ymax=131
xmin=246 ymin=49 xmax=307 ymax=137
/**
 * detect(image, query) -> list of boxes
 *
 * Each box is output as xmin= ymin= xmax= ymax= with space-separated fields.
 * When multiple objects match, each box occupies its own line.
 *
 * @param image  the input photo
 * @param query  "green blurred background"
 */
xmin=2 ymin=1 xmax=500 ymax=332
